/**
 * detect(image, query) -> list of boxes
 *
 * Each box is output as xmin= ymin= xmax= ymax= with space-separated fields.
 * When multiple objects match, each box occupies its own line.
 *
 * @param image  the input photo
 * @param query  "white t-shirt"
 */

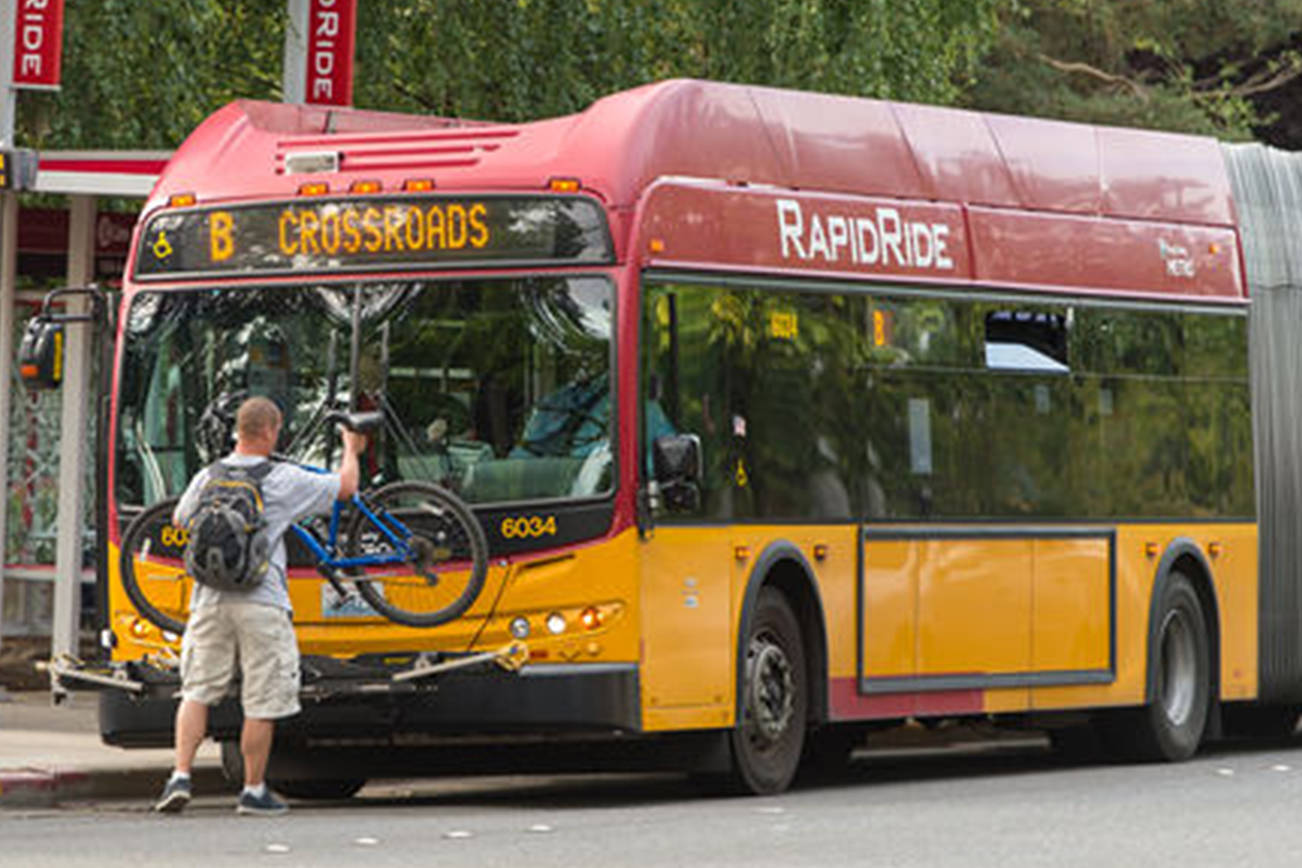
xmin=173 ymin=453 xmax=341 ymax=612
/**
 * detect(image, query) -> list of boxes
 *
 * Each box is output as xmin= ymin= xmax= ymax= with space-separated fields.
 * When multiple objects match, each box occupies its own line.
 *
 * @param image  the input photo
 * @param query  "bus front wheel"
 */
xmin=1106 ymin=570 xmax=1210 ymax=761
xmin=726 ymin=588 xmax=807 ymax=795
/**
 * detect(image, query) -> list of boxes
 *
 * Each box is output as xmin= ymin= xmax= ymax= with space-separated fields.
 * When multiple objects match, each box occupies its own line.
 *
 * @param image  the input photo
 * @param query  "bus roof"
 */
xmin=148 ymin=78 xmax=1235 ymax=230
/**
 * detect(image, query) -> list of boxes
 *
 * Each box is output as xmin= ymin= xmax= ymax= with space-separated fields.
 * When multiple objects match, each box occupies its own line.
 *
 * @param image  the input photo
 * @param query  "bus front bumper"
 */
xmin=95 ymin=655 xmax=642 ymax=748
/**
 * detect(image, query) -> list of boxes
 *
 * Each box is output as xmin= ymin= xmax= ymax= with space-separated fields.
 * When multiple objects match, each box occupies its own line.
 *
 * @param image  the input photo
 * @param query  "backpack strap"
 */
xmin=212 ymin=458 xmax=277 ymax=482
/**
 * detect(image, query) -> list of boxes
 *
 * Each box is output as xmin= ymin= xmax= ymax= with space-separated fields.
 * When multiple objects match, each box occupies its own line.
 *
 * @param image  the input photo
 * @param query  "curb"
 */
xmin=0 ymin=765 xmax=232 ymax=808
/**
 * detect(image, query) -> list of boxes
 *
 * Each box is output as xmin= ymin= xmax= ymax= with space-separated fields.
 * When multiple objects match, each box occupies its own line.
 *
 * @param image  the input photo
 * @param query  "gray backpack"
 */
xmin=183 ymin=461 xmax=275 ymax=592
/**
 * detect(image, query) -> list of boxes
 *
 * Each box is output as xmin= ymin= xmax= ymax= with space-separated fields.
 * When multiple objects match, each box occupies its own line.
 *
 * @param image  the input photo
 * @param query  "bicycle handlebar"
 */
xmin=324 ymin=410 xmax=383 ymax=434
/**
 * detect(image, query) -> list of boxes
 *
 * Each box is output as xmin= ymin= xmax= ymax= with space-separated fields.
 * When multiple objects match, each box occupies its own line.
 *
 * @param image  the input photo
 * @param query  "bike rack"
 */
xmin=391 ymin=641 xmax=528 ymax=683
xmin=38 ymin=655 xmax=146 ymax=694
xmin=40 ymin=642 xmax=530 ymax=701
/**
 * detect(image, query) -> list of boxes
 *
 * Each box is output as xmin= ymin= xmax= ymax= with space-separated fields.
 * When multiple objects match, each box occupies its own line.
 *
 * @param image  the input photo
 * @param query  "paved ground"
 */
xmin=0 ymin=690 xmax=222 ymax=804
xmin=8 ymin=733 xmax=1302 ymax=867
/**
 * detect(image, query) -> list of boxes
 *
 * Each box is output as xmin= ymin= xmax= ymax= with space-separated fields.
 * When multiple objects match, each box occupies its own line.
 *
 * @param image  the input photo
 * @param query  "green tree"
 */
xmin=15 ymin=1 xmax=1000 ymax=149
xmin=21 ymin=0 xmax=285 ymax=150
xmin=965 ymin=0 xmax=1302 ymax=142
xmin=354 ymin=0 xmax=1000 ymax=121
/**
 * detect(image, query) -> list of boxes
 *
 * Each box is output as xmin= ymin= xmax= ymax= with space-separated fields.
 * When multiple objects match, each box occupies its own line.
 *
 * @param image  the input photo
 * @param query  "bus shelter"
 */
xmin=0 ymin=151 xmax=166 ymax=662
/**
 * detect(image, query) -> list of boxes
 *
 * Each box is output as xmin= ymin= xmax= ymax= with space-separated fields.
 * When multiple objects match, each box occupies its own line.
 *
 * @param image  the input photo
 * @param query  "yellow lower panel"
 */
xmin=915 ymin=538 xmax=1032 ymax=677
xmin=1032 ymin=538 xmax=1110 ymax=673
xmin=643 ymin=705 xmax=732 ymax=731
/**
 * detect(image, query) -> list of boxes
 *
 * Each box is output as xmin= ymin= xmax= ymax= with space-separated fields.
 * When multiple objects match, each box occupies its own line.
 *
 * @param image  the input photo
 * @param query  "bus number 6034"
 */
xmin=500 ymin=515 xmax=557 ymax=539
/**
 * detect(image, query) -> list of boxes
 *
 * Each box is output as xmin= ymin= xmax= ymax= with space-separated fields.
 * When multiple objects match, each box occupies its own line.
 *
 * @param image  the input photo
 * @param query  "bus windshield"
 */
xmin=115 ymin=275 xmax=615 ymax=508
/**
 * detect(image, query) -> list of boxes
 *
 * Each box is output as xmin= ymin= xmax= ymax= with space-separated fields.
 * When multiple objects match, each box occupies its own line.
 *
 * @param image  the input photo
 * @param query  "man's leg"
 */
xmin=234 ymin=604 xmax=299 ymax=815
xmin=240 ymin=717 xmax=275 ymax=787
xmin=157 ymin=605 xmax=235 ymax=813
xmin=174 ymin=699 xmax=209 ymax=774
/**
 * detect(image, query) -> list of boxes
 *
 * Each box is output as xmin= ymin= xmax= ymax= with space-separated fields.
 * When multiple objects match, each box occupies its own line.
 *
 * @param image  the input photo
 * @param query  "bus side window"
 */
xmin=984 ymin=310 xmax=1070 ymax=373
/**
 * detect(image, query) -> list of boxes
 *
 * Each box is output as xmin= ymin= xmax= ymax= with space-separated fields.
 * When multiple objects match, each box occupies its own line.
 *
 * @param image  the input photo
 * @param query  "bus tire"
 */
xmin=1105 ymin=570 xmax=1210 ymax=761
xmin=726 ymin=588 xmax=807 ymax=795
xmin=270 ymin=777 xmax=367 ymax=801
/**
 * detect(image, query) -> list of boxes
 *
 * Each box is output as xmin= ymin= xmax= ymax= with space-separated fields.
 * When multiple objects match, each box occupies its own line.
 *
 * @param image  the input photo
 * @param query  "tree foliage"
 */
xmin=964 ymin=0 xmax=1302 ymax=143
xmin=16 ymin=0 xmax=999 ymax=150
xmin=354 ymin=0 xmax=998 ymax=121
xmin=22 ymin=0 xmax=285 ymax=150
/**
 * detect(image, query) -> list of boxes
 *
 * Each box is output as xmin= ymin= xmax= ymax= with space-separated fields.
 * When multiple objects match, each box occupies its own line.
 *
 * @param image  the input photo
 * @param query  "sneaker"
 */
xmin=236 ymin=787 xmax=289 ymax=817
xmin=154 ymin=776 xmax=191 ymax=814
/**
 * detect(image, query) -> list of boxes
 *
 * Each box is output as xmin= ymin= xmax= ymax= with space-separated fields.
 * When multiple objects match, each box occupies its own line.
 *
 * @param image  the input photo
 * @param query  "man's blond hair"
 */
xmin=236 ymin=396 xmax=282 ymax=442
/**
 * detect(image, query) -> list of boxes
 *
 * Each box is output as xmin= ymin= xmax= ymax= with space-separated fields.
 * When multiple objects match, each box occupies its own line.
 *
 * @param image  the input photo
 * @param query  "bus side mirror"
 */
xmin=17 ymin=317 xmax=64 ymax=389
xmin=652 ymin=433 xmax=702 ymax=512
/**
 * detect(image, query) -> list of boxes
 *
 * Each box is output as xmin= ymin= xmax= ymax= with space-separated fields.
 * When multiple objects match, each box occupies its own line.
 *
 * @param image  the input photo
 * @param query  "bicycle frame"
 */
xmin=281 ymin=461 xmax=418 ymax=573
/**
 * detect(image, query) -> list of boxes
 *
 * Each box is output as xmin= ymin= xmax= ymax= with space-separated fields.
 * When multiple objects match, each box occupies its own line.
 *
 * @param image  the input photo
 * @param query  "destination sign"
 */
xmin=134 ymin=195 xmax=613 ymax=279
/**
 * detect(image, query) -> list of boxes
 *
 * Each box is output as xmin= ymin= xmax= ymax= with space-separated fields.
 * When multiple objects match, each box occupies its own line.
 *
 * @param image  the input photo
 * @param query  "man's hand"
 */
xmin=341 ymin=428 xmax=368 ymax=456
xmin=336 ymin=428 xmax=367 ymax=500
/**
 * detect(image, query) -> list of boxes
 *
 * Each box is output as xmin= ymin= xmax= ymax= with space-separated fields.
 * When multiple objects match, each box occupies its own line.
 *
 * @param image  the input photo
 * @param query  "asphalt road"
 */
xmin=7 ymin=736 xmax=1302 ymax=867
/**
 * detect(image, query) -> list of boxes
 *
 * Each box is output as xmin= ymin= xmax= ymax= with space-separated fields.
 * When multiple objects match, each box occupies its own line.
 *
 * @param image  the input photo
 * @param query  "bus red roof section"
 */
xmin=144 ymin=79 xmax=1245 ymax=301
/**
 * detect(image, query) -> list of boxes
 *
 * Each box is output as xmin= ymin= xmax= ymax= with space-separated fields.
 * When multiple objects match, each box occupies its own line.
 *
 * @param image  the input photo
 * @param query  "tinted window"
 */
xmin=642 ymin=278 xmax=1252 ymax=521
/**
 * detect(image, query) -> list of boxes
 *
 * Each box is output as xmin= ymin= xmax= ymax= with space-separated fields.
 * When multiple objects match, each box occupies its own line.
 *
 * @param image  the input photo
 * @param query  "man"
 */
xmin=154 ymin=396 xmax=364 ymax=816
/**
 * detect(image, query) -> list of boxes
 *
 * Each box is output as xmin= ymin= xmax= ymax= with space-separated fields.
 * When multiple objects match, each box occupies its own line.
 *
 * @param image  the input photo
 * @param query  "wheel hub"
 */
xmin=746 ymin=635 xmax=795 ymax=744
xmin=1159 ymin=609 xmax=1197 ymax=726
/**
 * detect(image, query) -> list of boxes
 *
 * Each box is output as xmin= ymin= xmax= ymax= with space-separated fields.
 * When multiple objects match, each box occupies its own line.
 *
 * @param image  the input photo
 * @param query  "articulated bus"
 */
xmin=31 ymin=79 xmax=1302 ymax=796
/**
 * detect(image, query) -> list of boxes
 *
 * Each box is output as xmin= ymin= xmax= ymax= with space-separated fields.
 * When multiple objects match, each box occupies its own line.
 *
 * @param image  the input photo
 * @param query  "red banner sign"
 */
xmin=12 ymin=0 xmax=63 ymax=89
xmin=305 ymin=0 xmax=357 ymax=106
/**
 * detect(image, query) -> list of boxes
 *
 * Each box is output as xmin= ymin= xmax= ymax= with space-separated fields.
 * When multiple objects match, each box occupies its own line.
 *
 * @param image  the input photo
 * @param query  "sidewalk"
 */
xmin=0 ymin=690 xmax=226 ymax=807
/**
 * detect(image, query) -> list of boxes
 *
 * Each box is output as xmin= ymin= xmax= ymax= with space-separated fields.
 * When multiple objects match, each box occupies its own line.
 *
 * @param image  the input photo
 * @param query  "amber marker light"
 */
xmin=734 ymin=545 xmax=751 ymax=561
xmin=1144 ymin=542 xmax=1159 ymax=558
xmin=350 ymin=179 xmax=382 ymax=194
xmin=580 ymin=607 xmax=602 ymax=630
xmin=129 ymin=618 xmax=149 ymax=638
xmin=168 ymin=193 xmax=197 ymax=208
xmin=813 ymin=544 xmax=829 ymax=561
xmin=403 ymin=178 xmax=435 ymax=192
xmin=649 ymin=238 xmax=666 ymax=253
xmin=1209 ymin=243 xmax=1221 ymax=254
xmin=548 ymin=177 xmax=581 ymax=193
xmin=1209 ymin=542 xmax=1223 ymax=559
xmin=298 ymin=181 xmax=329 ymax=196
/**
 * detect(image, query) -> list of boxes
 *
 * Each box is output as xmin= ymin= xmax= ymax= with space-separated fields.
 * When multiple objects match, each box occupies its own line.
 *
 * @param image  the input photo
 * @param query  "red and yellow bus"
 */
xmin=40 ymin=80 xmax=1302 ymax=795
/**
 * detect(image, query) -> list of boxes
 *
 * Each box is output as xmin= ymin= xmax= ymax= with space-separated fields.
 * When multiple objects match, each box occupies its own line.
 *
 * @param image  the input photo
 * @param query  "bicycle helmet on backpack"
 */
xmin=183 ymin=462 xmax=273 ymax=592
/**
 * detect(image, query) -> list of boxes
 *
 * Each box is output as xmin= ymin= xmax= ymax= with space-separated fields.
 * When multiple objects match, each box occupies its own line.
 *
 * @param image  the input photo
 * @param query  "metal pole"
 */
xmin=0 ymin=0 xmax=17 ymax=648
xmin=0 ymin=192 xmax=15 ymax=645
xmin=282 ymin=0 xmax=308 ymax=104
xmin=50 ymin=194 xmax=95 ymax=662
xmin=0 ymin=0 xmax=16 ymax=145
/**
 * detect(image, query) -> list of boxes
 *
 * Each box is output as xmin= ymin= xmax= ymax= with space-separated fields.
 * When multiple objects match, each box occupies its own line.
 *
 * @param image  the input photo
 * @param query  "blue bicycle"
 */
xmin=119 ymin=412 xmax=490 ymax=633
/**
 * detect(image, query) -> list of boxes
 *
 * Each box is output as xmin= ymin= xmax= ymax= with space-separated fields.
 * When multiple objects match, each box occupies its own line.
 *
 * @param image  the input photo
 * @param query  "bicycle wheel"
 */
xmin=119 ymin=498 xmax=190 ymax=636
xmin=345 ymin=482 xmax=489 ymax=628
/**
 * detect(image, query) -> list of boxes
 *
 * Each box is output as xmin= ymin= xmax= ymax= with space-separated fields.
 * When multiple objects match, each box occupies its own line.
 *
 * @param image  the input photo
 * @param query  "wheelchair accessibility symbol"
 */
xmin=152 ymin=231 xmax=173 ymax=260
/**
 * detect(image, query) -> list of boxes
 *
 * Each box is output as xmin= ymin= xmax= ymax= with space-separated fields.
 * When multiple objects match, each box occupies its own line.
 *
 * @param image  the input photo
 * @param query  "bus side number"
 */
xmin=160 ymin=525 xmax=189 ymax=548
xmin=500 ymin=515 xmax=558 ymax=540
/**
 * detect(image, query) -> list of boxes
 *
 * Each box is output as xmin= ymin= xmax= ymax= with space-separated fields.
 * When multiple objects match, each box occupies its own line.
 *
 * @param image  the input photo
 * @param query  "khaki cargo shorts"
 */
xmin=180 ymin=601 xmax=301 ymax=719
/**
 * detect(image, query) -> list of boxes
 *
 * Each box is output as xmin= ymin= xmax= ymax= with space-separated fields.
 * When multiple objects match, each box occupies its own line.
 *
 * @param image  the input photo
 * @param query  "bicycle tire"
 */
xmin=345 ymin=481 xmax=489 ymax=628
xmin=118 ymin=498 xmax=190 ymax=636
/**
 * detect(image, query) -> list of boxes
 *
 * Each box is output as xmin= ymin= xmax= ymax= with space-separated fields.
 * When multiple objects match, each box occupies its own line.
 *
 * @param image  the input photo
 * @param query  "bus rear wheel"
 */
xmin=1105 ymin=570 xmax=1210 ymax=761
xmin=270 ymin=777 xmax=367 ymax=801
xmin=726 ymin=588 xmax=807 ymax=795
